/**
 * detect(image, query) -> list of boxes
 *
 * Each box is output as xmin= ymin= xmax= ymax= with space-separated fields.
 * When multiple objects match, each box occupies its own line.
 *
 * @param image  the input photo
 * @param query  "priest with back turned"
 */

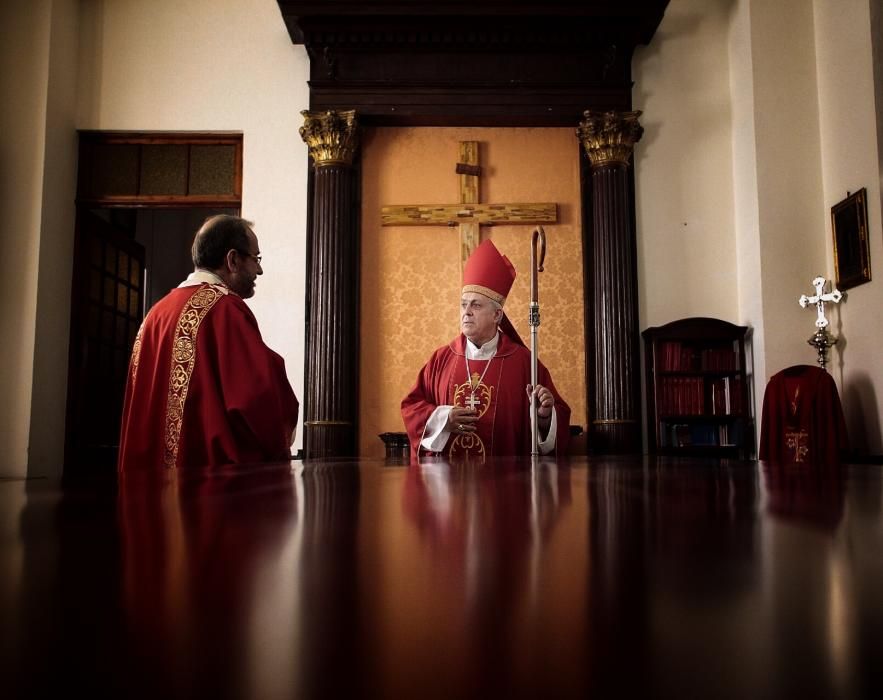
xmin=401 ymin=239 xmax=571 ymax=462
xmin=118 ymin=215 xmax=299 ymax=472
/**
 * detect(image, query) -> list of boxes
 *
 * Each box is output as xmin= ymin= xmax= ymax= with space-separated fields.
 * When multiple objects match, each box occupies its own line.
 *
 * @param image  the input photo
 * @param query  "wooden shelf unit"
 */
xmin=642 ymin=317 xmax=753 ymax=459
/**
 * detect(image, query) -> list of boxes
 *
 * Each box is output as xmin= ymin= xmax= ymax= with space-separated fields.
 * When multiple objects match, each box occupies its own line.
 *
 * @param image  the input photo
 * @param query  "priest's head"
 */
xmin=460 ymin=240 xmax=515 ymax=345
xmin=192 ymin=215 xmax=264 ymax=298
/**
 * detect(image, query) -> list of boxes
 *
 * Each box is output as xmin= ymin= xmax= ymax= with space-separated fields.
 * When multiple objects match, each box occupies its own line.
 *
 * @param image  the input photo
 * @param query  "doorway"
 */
xmin=64 ymin=132 xmax=243 ymax=476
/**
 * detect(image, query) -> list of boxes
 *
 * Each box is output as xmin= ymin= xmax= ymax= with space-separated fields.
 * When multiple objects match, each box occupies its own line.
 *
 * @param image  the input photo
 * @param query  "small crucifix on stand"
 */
xmin=798 ymin=275 xmax=843 ymax=370
xmin=381 ymin=141 xmax=558 ymax=271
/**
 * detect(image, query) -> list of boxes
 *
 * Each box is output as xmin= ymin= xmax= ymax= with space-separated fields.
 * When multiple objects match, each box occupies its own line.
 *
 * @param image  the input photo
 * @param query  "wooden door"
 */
xmin=64 ymin=210 xmax=145 ymax=474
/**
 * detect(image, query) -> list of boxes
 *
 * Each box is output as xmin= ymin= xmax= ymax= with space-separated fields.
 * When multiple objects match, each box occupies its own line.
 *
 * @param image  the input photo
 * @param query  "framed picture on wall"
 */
xmin=831 ymin=187 xmax=871 ymax=290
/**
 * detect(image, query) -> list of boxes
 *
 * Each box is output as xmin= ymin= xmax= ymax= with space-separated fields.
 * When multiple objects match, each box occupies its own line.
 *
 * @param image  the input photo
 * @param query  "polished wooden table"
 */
xmin=2 ymin=457 xmax=881 ymax=698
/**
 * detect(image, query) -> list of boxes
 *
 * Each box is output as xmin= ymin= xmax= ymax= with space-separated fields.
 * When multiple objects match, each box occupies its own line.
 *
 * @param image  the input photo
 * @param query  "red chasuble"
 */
xmin=759 ymin=365 xmax=849 ymax=465
xmin=118 ymin=283 xmax=299 ymax=471
xmin=401 ymin=333 xmax=571 ymax=462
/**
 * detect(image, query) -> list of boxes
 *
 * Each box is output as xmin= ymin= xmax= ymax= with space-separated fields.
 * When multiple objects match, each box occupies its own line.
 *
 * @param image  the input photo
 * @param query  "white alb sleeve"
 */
xmin=420 ymin=405 xmax=454 ymax=452
xmin=422 ymin=406 xmax=558 ymax=454
xmin=538 ymin=408 xmax=558 ymax=455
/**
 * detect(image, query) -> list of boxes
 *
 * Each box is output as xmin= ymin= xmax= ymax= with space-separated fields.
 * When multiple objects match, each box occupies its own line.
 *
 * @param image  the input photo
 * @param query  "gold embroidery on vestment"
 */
xmin=450 ymin=368 xmax=495 ymax=460
xmin=163 ymin=285 xmax=225 ymax=467
xmin=130 ymin=326 xmax=144 ymax=382
xmin=785 ymin=429 xmax=809 ymax=463
xmin=449 ymin=432 xmax=486 ymax=464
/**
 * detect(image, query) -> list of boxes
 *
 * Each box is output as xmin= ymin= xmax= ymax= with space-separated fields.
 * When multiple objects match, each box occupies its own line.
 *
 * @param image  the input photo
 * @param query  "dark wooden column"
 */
xmin=578 ymin=110 xmax=644 ymax=453
xmin=299 ymin=110 xmax=360 ymax=459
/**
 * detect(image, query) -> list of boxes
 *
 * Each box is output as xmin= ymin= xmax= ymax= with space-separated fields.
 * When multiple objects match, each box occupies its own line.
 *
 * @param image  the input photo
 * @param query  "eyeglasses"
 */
xmin=236 ymin=250 xmax=262 ymax=265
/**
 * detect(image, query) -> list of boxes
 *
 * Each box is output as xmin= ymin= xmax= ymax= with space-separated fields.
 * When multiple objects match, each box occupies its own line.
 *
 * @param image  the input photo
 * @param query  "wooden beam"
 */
xmin=381 ymin=202 xmax=558 ymax=227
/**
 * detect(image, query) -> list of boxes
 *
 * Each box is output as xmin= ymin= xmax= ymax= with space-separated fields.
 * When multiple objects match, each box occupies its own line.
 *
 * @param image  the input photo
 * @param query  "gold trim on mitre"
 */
xmin=462 ymin=284 xmax=505 ymax=305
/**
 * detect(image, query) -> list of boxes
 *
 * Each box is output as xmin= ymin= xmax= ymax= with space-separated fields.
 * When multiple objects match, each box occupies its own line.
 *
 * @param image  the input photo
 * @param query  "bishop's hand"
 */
xmin=526 ymin=384 xmax=554 ymax=432
xmin=447 ymin=406 xmax=478 ymax=434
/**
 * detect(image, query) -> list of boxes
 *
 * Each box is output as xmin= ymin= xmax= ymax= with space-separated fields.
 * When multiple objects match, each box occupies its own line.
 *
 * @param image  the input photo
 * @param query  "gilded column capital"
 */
xmin=299 ymin=109 xmax=359 ymax=167
xmin=577 ymin=110 xmax=644 ymax=169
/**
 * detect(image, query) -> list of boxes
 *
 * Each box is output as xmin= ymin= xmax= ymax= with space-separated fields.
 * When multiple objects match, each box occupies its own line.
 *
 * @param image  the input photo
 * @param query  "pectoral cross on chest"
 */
xmin=381 ymin=141 xmax=558 ymax=270
xmin=465 ymin=393 xmax=481 ymax=410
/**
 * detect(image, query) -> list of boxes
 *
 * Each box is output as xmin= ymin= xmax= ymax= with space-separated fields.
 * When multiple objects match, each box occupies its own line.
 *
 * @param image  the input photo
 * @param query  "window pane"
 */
xmin=91 ymin=144 xmax=139 ymax=196
xmin=140 ymin=144 xmax=188 ymax=195
xmin=116 ymin=284 xmax=128 ymax=314
xmin=118 ymin=250 xmax=130 ymax=280
xmin=130 ymin=259 xmax=142 ymax=287
xmin=128 ymin=289 xmax=140 ymax=319
xmin=104 ymin=276 xmax=116 ymax=308
xmin=189 ymin=145 xmax=236 ymax=195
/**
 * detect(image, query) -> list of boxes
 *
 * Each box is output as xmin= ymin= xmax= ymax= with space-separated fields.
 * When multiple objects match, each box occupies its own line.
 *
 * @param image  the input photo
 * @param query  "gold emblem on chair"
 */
xmin=785 ymin=429 xmax=809 ymax=463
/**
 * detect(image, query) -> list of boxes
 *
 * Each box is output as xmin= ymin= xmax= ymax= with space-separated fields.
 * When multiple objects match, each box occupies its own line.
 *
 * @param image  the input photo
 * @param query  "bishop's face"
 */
xmin=460 ymin=292 xmax=502 ymax=346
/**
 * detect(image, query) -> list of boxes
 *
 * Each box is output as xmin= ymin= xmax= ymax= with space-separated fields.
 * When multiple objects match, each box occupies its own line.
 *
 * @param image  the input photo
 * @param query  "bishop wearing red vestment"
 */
xmin=401 ymin=240 xmax=571 ymax=462
xmin=118 ymin=215 xmax=299 ymax=472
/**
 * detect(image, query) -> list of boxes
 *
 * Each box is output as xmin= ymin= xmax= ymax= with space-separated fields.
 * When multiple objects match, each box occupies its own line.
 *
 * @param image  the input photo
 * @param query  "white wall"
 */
xmin=727 ymin=0 xmax=766 ymax=430
xmin=633 ymin=0 xmax=739 ymax=330
xmin=0 ymin=1 xmax=52 ymax=478
xmin=749 ymin=0 xmax=828 ymax=381
xmin=814 ymin=0 xmax=883 ymax=454
xmin=79 ymin=0 xmax=311 ymax=455
xmin=633 ymin=0 xmax=752 ymax=448
xmin=27 ymin=0 xmax=82 ymax=477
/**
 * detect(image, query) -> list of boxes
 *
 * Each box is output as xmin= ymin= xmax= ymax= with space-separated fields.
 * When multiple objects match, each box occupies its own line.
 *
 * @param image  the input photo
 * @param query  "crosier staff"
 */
xmin=529 ymin=226 xmax=546 ymax=456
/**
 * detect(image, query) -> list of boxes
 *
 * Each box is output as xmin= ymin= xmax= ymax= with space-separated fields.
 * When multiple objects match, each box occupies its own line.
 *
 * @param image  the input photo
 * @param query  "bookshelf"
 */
xmin=642 ymin=317 xmax=753 ymax=458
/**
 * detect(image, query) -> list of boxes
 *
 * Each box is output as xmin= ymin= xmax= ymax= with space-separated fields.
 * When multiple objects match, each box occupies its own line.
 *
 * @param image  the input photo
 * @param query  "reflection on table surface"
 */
xmin=2 ymin=456 xmax=882 ymax=698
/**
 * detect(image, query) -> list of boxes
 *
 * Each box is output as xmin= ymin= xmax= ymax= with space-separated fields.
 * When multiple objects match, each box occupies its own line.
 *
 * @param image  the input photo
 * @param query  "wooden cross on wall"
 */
xmin=381 ymin=141 xmax=558 ymax=269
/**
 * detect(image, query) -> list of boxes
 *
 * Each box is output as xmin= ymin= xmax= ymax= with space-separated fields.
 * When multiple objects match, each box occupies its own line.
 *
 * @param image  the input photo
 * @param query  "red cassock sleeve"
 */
xmin=176 ymin=297 xmax=299 ymax=467
xmin=401 ymin=347 xmax=450 ymax=460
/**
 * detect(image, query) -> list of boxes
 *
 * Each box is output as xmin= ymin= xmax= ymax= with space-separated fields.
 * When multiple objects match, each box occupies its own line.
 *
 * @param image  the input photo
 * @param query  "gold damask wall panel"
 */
xmin=360 ymin=127 xmax=586 ymax=458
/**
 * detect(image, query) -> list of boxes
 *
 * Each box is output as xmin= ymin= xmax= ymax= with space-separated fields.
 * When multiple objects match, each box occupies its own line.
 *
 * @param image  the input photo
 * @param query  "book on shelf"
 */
xmin=700 ymin=346 xmax=738 ymax=371
xmin=658 ymin=420 xmax=742 ymax=449
xmin=658 ymin=341 xmax=698 ymax=371
xmin=659 ymin=376 xmax=704 ymax=415
xmin=658 ymin=342 xmax=738 ymax=372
